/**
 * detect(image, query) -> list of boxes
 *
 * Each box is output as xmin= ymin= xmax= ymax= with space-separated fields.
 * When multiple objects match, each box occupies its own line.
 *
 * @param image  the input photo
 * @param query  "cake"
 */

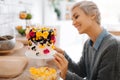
xmin=26 ymin=27 xmax=56 ymax=57
xmin=29 ymin=67 xmax=57 ymax=80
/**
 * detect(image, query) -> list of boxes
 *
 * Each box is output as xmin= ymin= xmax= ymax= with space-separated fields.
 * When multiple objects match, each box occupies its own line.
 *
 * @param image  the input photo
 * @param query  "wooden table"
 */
xmin=0 ymin=41 xmax=60 ymax=80
xmin=0 ymin=44 xmax=32 ymax=80
xmin=0 ymin=31 xmax=60 ymax=80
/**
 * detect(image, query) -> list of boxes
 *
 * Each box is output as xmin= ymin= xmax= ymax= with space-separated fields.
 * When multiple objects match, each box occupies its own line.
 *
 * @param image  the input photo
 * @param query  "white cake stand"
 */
xmin=25 ymin=50 xmax=56 ymax=66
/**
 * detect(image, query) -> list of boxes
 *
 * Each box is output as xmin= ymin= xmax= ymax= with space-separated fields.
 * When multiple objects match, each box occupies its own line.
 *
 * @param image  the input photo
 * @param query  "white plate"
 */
xmin=25 ymin=50 xmax=56 ymax=59
xmin=0 ymin=41 xmax=24 ymax=54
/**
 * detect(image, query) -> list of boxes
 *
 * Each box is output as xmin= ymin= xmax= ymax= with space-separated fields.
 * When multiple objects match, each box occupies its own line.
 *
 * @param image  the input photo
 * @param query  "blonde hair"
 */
xmin=72 ymin=1 xmax=101 ymax=25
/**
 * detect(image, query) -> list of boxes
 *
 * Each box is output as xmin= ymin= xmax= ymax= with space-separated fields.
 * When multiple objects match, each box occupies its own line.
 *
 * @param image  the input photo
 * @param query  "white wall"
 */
xmin=0 ymin=0 xmax=43 ymax=28
xmin=31 ymin=0 xmax=43 ymax=25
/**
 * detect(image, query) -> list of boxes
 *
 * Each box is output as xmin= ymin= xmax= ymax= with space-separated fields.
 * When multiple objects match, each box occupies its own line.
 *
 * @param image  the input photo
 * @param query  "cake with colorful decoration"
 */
xmin=25 ymin=27 xmax=56 ymax=58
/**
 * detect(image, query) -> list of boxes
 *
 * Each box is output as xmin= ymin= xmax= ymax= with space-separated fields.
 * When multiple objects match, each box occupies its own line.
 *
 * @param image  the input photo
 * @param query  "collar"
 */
xmin=89 ymin=29 xmax=109 ymax=50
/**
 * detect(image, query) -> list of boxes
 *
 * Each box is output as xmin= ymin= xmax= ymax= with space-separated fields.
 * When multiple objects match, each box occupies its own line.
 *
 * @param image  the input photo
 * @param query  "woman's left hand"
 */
xmin=53 ymin=53 xmax=68 ymax=80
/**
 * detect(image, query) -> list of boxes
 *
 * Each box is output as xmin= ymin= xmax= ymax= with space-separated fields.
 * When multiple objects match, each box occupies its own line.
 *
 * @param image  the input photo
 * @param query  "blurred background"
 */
xmin=0 ymin=0 xmax=120 ymax=62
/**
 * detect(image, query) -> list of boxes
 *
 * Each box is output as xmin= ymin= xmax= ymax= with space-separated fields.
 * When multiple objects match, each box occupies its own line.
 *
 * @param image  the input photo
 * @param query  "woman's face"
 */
xmin=72 ymin=7 xmax=93 ymax=34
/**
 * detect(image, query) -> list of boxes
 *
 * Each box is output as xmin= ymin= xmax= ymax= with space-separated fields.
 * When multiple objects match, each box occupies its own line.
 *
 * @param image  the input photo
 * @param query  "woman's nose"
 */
xmin=72 ymin=20 xmax=77 ymax=26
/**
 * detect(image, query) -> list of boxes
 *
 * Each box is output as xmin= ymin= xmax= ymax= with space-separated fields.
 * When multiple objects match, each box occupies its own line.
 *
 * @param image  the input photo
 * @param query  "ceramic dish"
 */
xmin=0 ymin=36 xmax=16 ymax=50
xmin=0 ymin=41 xmax=24 ymax=54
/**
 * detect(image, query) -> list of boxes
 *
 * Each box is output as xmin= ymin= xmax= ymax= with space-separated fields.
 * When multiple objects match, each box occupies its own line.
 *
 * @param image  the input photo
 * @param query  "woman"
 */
xmin=53 ymin=1 xmax=120 ymax=80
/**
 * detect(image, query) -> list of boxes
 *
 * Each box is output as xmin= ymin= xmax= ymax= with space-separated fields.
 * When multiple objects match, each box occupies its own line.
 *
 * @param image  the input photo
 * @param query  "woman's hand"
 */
xmin=54 ymin=47 xmax=65 ymax=55
xmin=53 ymin=53 xmax=68 ymax=80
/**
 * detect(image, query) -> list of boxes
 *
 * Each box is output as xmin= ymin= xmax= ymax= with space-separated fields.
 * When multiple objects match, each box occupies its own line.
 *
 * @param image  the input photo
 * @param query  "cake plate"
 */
xmin=25 ymin=49 xmax=56 ymax=66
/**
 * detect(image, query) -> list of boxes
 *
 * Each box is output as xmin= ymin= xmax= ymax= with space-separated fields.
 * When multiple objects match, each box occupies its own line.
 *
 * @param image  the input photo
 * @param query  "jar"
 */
xmin=0 ymin=24 xmax=16 ymax=50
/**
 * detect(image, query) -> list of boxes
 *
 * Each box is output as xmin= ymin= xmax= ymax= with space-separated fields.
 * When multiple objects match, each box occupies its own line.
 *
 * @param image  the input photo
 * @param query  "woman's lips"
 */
xmin=76 ymin=25 xmax=81 ymax=30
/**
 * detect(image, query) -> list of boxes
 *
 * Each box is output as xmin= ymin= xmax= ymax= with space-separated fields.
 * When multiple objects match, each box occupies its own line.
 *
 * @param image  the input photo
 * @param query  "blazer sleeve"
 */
xmin=65 ymin=71 xmax=87 ymax=80
xmin=64 ymin=41 xmax=88 ymax=80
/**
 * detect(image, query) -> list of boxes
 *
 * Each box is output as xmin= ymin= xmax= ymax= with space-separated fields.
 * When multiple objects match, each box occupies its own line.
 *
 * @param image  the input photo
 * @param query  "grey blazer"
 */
xmin=64 ymin=34 xmax=120 ymax=80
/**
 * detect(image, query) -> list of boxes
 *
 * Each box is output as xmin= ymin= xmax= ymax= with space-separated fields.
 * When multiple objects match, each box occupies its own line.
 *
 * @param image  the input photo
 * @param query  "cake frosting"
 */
xmin=26 ymin=27 xmax=56 ymax=57
xmin=29 ymin=67 xmax=57 ymax=80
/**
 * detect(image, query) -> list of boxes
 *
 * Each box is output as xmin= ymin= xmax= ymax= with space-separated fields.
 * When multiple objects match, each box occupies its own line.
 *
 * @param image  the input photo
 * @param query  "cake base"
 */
xmin=25 ymin=50 xmax=55 ymax=59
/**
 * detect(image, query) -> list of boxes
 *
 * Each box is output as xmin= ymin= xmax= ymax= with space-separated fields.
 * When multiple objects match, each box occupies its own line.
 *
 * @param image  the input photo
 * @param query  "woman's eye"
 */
xmin=75 ymin=15 xmax=79 ymax=19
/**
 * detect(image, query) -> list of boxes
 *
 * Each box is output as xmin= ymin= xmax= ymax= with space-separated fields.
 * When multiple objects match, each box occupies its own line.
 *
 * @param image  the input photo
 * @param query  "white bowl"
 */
xmin=29 ymin=65 xmax=60 ymax=80
xmin=0 ymin=35 xmax=16 ymax=50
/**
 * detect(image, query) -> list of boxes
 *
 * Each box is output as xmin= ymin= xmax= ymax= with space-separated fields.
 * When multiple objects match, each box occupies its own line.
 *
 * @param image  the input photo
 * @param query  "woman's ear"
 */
xmin=90 ymin=13 xmax=96 ymax=20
